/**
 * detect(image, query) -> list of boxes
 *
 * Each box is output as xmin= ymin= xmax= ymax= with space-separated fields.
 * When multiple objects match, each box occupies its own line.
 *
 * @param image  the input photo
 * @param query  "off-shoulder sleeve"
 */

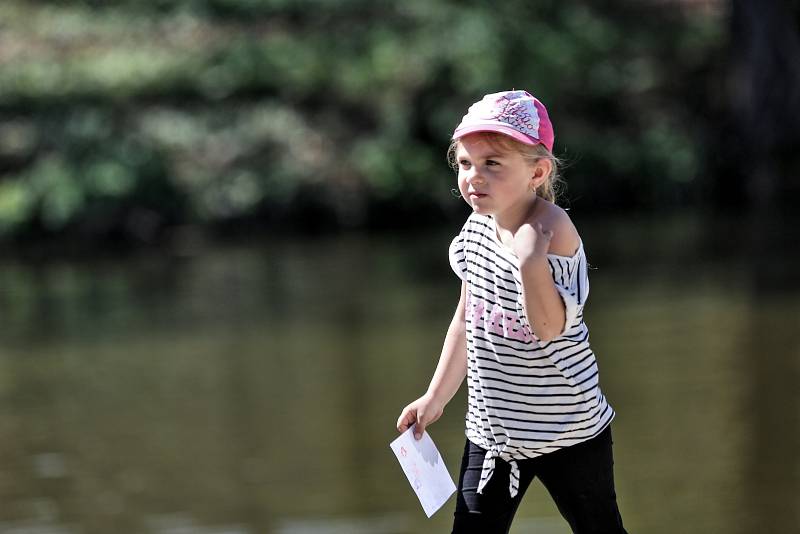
xmin=547 ymin=244 xmax=590 ymax=337
xmin=448 ymin=230 xmax=467 ymax=281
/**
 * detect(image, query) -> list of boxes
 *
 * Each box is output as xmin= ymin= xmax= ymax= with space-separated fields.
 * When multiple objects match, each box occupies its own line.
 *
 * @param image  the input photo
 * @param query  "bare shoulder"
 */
xmin=535 ymin=201 xmax=581 ymax=257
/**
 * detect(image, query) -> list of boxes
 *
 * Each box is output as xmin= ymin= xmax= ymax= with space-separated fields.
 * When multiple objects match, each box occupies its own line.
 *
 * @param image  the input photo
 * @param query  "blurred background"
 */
xmin=1 ymin=0 xmax=798 ymax=533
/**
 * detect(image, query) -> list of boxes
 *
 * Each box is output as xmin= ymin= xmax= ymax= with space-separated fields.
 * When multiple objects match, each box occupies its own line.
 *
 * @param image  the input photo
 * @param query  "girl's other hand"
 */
xmin=512 ymin=221 xmax=553 ymax=263
xmin=396 ymin=393 xmax=444 ymax=440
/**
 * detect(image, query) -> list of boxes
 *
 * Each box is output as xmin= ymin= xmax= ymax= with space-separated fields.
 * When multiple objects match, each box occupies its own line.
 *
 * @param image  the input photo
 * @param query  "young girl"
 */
xmin=396 ymin=90 xmax=627 ymax=534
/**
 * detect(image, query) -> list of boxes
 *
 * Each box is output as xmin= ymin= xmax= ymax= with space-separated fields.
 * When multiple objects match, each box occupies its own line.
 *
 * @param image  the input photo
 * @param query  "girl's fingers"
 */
xmin=414 ymin=420 xmax=426 ymax=440
xmin=414 ymin=409 xmax=428 ymax=439
xmin=396 ymin=407 xmax=417 ymax=432
xmin=396 ymin=412 xmax=407 ymax=431
xmin=536 ymin=222 xmax=553 ymax=240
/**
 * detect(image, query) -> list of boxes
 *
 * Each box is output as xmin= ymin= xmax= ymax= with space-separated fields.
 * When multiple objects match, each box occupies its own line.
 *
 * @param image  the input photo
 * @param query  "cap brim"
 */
xmin=453 ymin=123 xmax=540 ymax=146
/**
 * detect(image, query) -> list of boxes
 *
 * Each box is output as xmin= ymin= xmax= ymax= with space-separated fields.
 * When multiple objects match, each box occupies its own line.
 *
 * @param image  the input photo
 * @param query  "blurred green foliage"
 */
xmin=0 ymin=0 xmax=725 ymax=242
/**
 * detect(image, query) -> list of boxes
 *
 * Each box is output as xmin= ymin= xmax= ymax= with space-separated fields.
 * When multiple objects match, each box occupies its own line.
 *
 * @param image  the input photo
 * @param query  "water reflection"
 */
xmin=0 ymin=212 xmax=797 ymax=534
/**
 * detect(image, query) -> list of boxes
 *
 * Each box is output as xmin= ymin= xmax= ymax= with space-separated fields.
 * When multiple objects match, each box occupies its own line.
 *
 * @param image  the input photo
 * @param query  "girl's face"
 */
xmin=455 ymin=134 xmax=538 ymax=218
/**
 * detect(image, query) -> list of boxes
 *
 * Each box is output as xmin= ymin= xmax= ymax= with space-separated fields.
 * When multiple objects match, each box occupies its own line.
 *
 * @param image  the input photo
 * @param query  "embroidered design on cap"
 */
xmin=470 ymin=91 xmax=541 ymax=138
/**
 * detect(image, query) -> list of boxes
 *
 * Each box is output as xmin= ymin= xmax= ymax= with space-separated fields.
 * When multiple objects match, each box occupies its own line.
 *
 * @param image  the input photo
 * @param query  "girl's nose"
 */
xmin=466 ymin=169 xmax=485 ymax=184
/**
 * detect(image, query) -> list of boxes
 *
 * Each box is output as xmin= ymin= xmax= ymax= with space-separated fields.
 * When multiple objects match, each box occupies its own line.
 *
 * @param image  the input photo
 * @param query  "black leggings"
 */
xmin=452 ymin=426 xmax=627 ymax=534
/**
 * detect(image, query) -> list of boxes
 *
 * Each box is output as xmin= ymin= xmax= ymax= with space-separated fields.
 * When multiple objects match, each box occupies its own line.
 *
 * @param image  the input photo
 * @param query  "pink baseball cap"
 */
xmin=452 ymin=90 xmax=555 ymax=152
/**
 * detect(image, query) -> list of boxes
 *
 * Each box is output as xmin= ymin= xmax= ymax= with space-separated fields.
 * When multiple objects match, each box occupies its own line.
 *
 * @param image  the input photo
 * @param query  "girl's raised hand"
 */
xmin=512 ymin=221 xmax=553 ymax=263
xmin=396 ymin=393 xmax=444 ymax=440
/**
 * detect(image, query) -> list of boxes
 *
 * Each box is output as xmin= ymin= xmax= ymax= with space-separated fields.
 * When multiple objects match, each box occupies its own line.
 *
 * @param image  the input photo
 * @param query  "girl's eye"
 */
xmin=459 ymin=160 xmax=471 ymax=168
xmin=486 ymin=159 xmax=500 ymax=166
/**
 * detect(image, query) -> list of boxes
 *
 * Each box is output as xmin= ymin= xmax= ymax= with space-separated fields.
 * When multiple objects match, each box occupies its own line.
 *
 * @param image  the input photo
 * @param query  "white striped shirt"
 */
xmin=448 ymin=213 xmax=615 ymax=497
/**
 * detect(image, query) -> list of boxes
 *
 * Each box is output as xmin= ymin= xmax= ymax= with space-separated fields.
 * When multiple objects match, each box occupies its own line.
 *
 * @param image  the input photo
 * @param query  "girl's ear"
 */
xmin=530 ymin=159 xmax=552 ymax=189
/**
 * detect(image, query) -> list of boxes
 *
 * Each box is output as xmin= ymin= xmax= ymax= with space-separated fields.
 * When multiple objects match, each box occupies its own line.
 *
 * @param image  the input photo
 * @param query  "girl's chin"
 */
xmin=470 ymin=203 xmax=493 ymax=214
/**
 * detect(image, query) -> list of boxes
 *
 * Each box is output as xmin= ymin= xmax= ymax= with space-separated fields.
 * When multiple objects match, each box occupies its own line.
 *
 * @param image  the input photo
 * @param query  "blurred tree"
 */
xmin=723 ymin=6 xmax=800 ymax=534
xmin=712 ymin=0 xmax=800 ymax=211
xmin=0 ymin=0 xmax=736 ymax=245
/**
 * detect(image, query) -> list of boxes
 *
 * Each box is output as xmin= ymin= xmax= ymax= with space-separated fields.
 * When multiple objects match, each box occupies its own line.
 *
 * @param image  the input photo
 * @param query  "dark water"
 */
xmin=0 ymin=211 xmax=798 ymax=534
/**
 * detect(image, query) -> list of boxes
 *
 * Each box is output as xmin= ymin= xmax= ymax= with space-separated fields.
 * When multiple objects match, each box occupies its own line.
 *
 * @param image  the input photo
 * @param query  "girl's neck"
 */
xmin=493 ymin=195 xmax=539 ymax=234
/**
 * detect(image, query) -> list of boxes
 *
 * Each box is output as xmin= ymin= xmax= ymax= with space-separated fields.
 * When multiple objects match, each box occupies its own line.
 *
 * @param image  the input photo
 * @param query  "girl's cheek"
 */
xmin=457 ymin=180 xmax=470 ymax=201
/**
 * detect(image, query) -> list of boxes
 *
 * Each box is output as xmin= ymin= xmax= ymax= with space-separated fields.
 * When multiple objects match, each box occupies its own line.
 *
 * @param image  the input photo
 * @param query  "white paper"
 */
xmin=389 ymin=428 xmax=457 ymax=517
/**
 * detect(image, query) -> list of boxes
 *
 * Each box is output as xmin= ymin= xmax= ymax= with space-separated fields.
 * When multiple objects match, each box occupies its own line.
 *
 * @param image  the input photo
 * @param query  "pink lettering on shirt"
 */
xmin=466 ymin=292 xmax=533 ymax=342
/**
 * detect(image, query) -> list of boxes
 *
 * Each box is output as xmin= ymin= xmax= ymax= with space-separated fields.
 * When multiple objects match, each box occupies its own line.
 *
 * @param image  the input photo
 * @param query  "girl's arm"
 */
xmin=518 ymin=253 xmax=566 ymax=343
xmin=396 ymin=281 xmax=468 ymax=440
xmin=514 ymin=216 xmax=579 ymax=343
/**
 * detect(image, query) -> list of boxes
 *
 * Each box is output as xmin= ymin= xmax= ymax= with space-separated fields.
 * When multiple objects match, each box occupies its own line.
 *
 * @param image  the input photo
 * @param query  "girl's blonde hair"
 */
xmin=447 ymin=132 xmax=564 ymax=203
